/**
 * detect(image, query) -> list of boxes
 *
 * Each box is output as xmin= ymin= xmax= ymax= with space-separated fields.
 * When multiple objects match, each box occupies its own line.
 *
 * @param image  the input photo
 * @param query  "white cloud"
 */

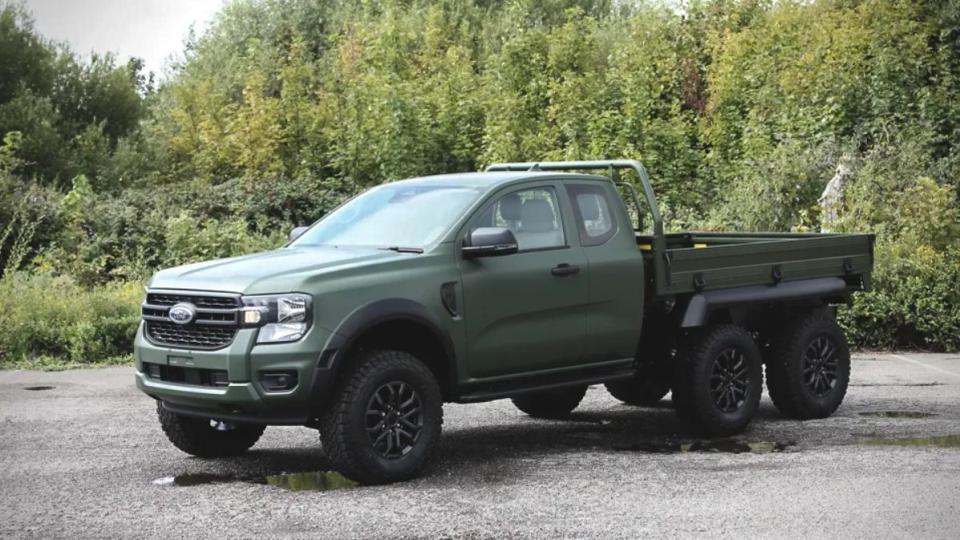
xmin=24 ymin=0 xmax=224 ymax=80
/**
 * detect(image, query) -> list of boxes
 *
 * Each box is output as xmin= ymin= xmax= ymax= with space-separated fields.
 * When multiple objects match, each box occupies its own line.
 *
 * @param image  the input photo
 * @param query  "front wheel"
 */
xmin=671 ymin=325 xmax=763 ymax=437
xmin=319 ymin=349 xmax=443 ymax=485
xmin=157 ymin=402 xmax=265 ymax=458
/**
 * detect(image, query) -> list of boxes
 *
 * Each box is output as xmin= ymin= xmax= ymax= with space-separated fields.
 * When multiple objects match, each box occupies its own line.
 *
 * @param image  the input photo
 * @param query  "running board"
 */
xmin=454 ymin=362 xmax=636 ymax=403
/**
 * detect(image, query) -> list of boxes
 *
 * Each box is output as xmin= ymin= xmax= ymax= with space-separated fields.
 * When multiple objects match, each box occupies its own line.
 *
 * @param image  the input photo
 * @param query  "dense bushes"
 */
xmin=840 ymin=244 xmax=960 ymax=352
xmin=0 ymin=273 xmax=140 ymax=368
xmin=1 ymin=0 xmax=959 ymax=366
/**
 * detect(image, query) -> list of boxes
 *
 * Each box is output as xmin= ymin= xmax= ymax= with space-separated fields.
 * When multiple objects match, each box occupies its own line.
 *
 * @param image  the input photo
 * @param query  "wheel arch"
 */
xmin=678 ymin=277 xmax=849 ymax=329
xmin=311 ymin=298 xmax=458 ymax=410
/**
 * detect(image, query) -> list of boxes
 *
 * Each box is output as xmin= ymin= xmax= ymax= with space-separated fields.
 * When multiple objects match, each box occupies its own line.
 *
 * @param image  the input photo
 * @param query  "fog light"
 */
xmin=260 ymin=371 xmax=297 ymax=392
xmin=209 ymin=370 xmax=229 ymax=387
xmin=147 ymin=363 xmax=161 ymax=379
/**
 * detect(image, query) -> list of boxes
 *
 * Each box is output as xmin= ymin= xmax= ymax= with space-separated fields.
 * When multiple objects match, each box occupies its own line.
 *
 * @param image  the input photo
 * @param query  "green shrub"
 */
xmin=162 ymin=211 xmax=286 ymax=267
xmin=0 ymin=272 xmax=141 ymax=368
xmin=839 ymin=243 xmax=960 ymax=352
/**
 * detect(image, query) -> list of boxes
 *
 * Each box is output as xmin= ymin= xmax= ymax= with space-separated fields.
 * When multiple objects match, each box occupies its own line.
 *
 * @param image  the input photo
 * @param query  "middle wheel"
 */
xmin=672 ymin=324 xmax=763 ymax=437
xmin=511 ymin=386 xmax=587 ymax=419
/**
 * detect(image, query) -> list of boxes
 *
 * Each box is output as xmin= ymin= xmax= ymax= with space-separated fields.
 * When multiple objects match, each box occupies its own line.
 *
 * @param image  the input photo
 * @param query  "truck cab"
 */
xmin=136 ymin=160 xmax=873 ymax=484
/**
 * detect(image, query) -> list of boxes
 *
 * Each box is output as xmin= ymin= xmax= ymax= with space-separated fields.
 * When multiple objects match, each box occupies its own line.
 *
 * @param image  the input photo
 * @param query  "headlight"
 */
xmin=241 ymin=293 xmax=313 ymax=344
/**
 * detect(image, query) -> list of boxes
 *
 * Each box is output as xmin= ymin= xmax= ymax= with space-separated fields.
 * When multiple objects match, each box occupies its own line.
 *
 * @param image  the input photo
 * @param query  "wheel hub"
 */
xmin=803 ymin=336 xmax=838 ymax=396
xmin=365 ymin=381 xmax=423 ymax=459
xmin=710 ymin=347 xmax=750 ymax=413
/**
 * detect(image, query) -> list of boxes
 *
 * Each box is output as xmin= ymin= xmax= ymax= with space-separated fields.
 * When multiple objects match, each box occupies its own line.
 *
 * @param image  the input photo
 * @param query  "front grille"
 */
xmin=142 ymin=290 xmax=242 ymax=350
xmin=146 ymin=321 xmax=237 ymax=349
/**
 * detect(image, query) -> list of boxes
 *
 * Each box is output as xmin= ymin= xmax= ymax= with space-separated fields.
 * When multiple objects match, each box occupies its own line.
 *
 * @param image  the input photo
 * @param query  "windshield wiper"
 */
xmin=380 ymin=246 xmax=424 ymax=254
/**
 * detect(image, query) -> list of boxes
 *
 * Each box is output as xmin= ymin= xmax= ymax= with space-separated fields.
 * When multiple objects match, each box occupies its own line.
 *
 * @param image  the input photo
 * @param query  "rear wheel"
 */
xmin=672 ymin=325 xmax=763 ymax=437
xmin=765 ymin=309 xmax=850 ymax=419
xmin=319 ymin=349 xmax=443 ymax=485
xmin=512 ymin=386 xmax=587 ymax=419
xmin=157 ymin=402 xmax=265 ymax=458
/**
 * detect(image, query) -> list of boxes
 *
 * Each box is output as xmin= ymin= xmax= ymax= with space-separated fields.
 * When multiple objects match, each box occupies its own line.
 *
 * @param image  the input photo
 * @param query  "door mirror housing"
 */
xmin=289 ymin=226 xmax=309 ymax=242
xmin=462 ymin=227 xmax=519 ymax=258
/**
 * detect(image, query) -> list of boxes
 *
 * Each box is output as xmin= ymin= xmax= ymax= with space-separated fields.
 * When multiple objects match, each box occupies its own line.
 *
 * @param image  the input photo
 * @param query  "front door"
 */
xmin=458 ymin=184 xmax=588 ymax=379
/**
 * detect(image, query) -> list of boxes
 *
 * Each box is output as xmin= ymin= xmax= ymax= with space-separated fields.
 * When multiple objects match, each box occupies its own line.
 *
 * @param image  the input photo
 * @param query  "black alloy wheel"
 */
xmin=709 ymin=347 xmax=751 ymax=413
xmin=319 ymin=349 xmax=443 ymax=484
xmin=671 ymin=324 xmax=763 ymax=437
xmin=365 ymin=381 xmax=423 ymax=459
xmin=765 ymin=309 xmax=851 ymax=420
xmin=803 ymin=336 xmax=839 ymax=396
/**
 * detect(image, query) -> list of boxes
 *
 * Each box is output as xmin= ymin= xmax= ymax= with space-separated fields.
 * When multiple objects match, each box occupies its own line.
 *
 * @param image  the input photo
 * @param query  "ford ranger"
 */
xmin=135 ymin=160 xmax=874 ymax=484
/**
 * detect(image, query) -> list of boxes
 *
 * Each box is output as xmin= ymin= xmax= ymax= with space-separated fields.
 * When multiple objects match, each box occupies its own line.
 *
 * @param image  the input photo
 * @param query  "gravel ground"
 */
xmin=1 ymin=352 xmax=959 ymax=539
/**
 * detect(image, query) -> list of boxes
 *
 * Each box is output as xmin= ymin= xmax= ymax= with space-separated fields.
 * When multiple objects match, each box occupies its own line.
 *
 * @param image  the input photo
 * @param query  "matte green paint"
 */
xmin=135 ymin=160 xmax=873 ymax=422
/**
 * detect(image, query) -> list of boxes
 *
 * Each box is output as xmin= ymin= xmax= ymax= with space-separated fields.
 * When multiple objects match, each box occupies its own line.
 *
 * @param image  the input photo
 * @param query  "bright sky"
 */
xmin=24 ymin=0 xmax=225 ymax=79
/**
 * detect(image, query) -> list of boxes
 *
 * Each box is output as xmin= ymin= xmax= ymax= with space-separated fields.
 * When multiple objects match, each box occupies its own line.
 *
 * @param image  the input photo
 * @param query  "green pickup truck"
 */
xmin=135 ymin=160 xmax=873 ymax=484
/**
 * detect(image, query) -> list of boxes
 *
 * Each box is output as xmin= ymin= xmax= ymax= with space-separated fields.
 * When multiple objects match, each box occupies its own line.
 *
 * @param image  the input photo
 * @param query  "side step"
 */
xmin=455 ymin=360 xmax=636 ymax=403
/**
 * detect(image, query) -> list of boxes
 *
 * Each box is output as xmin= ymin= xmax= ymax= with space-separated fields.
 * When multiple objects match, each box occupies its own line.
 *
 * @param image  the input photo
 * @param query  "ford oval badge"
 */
xmin=168 ymin=303 xmax=196 ymax=325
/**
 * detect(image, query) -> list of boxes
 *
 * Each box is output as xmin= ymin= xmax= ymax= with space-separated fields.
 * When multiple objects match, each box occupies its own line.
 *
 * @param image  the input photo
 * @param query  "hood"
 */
xmin=148 ymin=246 xmax=404 ymax=294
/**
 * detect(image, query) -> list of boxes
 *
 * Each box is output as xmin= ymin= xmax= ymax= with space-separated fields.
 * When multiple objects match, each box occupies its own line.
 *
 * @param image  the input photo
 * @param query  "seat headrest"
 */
xmin=578 ymin=194 xmax=601 ymax=221
xmin=520 ymin=199 xmax=557 ymax=233
xmin=499 ymin=193 xmax=521 ymax=222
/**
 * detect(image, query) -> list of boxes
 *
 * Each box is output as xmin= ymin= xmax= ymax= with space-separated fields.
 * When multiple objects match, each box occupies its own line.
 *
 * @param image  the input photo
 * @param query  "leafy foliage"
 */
xmin=1 ymin=0 xmax=959 ymax=365
xmin=0 ymin=272 xmax=141 ymax=367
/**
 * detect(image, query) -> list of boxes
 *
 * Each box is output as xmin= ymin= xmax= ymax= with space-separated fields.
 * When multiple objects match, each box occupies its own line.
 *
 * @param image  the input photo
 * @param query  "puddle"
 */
xmin=23 ymin=385 xmax=54 ymax=391
xmin=852 ymin=383 xmax=942 ymax=387
xmin=613 ymin=439 xmax=792 ymax=454
xmin=859 ymin=411 xmax=935 ymax=418
xmin=262 ymin=471 xmax=357 ymax=492
xmin=153 ymin=470 xmax=357 ymax=492
xmin=863 ymin=435 xmax=960 ymax=448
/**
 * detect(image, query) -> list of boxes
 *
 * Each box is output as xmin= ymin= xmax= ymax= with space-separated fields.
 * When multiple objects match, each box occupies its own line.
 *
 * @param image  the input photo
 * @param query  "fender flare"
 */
xmin=309 ymin=298 xmax=457 ymax=412
xmin=680 ymin=277 xmax=849 ymax=328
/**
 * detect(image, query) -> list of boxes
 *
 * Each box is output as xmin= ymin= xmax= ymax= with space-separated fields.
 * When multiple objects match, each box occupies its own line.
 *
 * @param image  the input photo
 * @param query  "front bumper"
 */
xmin=134 ymin=322 xmax=335 ymax=425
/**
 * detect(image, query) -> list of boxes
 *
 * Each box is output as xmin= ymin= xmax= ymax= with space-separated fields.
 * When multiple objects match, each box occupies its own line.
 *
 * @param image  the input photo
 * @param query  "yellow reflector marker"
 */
xmin=694 ymin=243 xmax=707 ymax=248
xmin=638 ymin=244 xmax=652 ymax=251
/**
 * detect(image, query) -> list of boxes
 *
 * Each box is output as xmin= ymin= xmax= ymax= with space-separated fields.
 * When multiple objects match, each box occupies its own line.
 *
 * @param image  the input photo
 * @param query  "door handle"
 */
xmin=551 ymin=263 xmax=580 ymax=277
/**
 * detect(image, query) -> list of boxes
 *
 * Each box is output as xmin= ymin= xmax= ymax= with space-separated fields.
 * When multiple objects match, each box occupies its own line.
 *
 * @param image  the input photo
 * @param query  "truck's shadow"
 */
xmin=169 ymin=400 xmax=794 ymax=489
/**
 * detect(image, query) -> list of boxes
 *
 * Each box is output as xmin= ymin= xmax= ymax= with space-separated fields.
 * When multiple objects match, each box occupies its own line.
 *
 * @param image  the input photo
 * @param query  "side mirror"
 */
xmin=289 ymin=226 xmax=309 ymax=242
xmin=462 ymin=227 xmax=519 ymax=258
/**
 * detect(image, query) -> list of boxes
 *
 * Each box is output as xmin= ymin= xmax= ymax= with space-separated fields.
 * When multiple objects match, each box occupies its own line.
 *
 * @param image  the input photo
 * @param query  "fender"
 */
xmin=309 ymin=298 xmax=457 ymax=413
xmin=680 ymin=277 xmax=849 ymax=328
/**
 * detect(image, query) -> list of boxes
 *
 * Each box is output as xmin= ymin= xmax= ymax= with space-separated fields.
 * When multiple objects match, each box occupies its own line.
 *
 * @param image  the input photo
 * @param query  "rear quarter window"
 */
xmin=566 ymin=183 xmax=618 ymax=247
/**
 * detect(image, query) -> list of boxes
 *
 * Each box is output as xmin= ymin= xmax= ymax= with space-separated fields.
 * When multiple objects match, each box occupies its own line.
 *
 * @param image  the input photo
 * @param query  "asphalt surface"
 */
xmin=1 ymin=352 xmax=959 ymax=539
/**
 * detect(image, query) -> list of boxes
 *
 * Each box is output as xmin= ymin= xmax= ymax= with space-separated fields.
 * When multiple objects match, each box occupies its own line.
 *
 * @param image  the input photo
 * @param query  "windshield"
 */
xmin=291 ymin=183 xmax=482 ymax=249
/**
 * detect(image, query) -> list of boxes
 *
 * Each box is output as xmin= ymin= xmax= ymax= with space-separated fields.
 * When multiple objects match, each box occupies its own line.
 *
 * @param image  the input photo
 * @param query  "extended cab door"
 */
xmin=563 ymin=181 xmax=646 ymax=362
xmin=457 ymin=183 xmax=588 ymax=378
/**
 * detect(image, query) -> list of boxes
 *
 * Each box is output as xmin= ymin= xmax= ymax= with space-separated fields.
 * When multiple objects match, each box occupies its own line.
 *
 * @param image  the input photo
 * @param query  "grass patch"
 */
xmin=0 ymin=272 xmax=140 ymax=369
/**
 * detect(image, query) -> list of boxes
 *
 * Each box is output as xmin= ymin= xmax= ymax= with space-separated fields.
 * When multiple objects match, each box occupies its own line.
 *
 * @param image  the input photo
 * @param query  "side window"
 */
xmin=468 ymin=187 xmax=566 ymax=251
xmin=566 ymin=184 xmax=617 ymax=246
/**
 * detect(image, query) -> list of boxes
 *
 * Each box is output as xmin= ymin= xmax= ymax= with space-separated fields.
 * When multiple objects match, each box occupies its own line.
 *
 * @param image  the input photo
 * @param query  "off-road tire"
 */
xmin=671 ymin=325 xmax=763 ymax=437
xmin=511 ymin=386 xmax=587 ymax=418
xmin=319 ymin=349 xmax=443 ymax=485
xmin=765 ymin=309 xmax=851 ymax=420
xmin=156 ymin=402 xmax=265 ymax=458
